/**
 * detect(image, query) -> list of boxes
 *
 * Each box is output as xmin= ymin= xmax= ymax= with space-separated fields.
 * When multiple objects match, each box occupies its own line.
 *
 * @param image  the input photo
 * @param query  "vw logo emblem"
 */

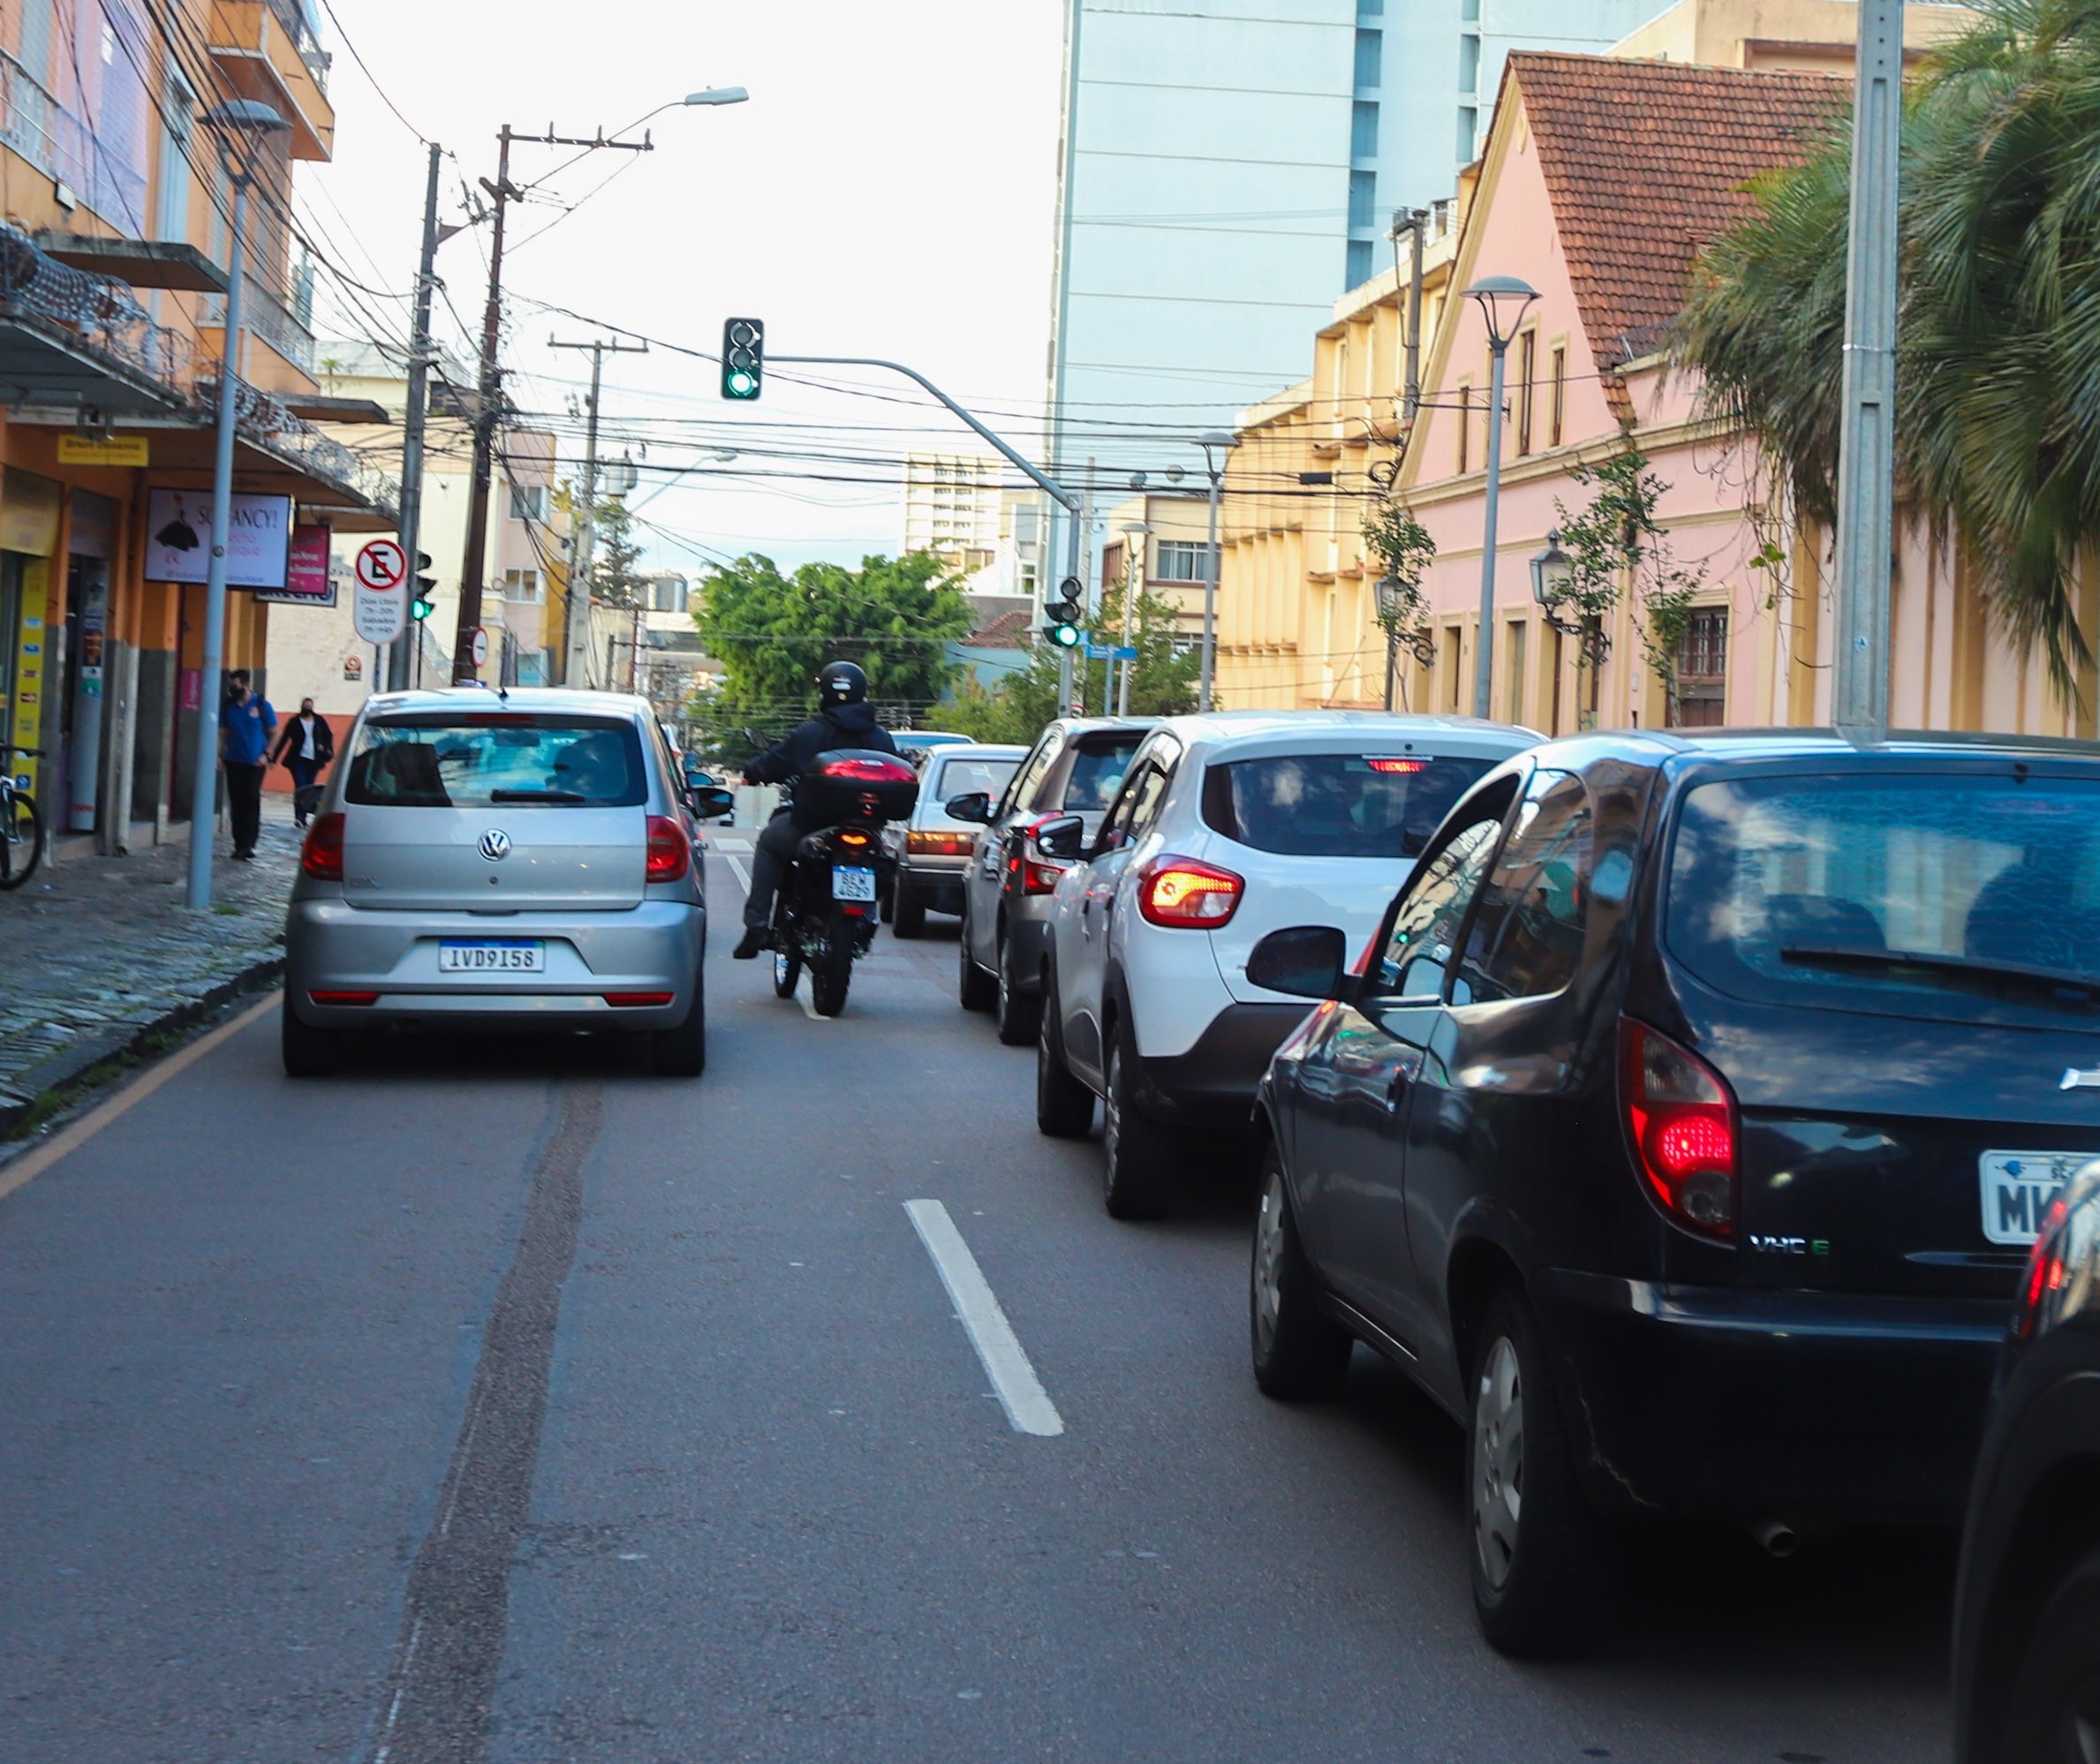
xmin=479 ymin=829 xmax=512 ymax=862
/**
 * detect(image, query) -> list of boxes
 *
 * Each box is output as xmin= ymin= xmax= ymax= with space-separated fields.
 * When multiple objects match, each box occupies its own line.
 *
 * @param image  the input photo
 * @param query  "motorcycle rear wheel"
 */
xmin=811 ymin=908 xmax=854 ymax=1017
xmin=772 ymin=944 xmax=802 ymax=999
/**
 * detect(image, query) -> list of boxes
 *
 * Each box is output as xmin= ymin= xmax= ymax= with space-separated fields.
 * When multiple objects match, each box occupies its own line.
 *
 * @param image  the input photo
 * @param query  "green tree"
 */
xmin=1677 ymin=0 xmax=2100 ymax=690
xmin=587 ymin=494 xmax=648 ymax=610
xmin=1362 ymin=498 xmax=1439 ymax=664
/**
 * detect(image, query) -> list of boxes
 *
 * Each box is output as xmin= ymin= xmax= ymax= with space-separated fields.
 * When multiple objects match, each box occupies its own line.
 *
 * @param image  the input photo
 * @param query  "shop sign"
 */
xmin=57 ymin=435 xmax=150 ymax=467
xmin=8 ymin=560 xmax=49 ymax=800
xmin=144 ymin=489 xmax=293 ymax=589
xmin=253 ymin=525 xmax=336 ymax=606
xmin=0 ymin=469 xmax=62 ymax=556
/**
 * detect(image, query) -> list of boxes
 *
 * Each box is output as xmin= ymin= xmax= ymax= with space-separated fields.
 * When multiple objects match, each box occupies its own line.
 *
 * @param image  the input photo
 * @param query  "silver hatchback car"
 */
xmin=282 ymin=688 xmax=730 ymax=1078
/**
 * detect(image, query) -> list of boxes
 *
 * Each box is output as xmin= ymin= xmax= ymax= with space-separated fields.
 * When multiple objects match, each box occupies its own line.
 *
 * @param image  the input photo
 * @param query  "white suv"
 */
xmin=1033 ymin=711 xmax=1536 ymax=1217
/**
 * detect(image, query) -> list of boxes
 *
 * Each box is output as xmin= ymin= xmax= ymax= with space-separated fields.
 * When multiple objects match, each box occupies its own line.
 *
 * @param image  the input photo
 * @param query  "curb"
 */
xmin=0 ymin=955 xmax=285 ymax=1137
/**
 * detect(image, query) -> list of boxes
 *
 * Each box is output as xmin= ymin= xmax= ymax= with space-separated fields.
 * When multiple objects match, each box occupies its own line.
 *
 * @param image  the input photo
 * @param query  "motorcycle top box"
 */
xmin=796 ymin=750 xmax=920 ymax=824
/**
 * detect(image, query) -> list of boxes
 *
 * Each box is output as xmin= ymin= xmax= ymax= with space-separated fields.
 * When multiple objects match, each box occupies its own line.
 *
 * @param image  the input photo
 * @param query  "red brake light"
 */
xmin=309 ymin=989 xmax=377 ymax=1006
xmin=1620 ymin=1018 xmax=1737 ymax=1239
xmin=1366 ymin=757 xmax=1429 ymax=774
xmin=906 ymin=830 xmax=973 ymax=856
xmin=300 ymin=813 xmax=345 ymax=881
xmin=1137 ymin=855 xmax=1244 ymax=928
xmin=604 ymin=991 xmax=675 ymax=1007
xmin=645 ymin=814 xmax=691 ymax=883
xmin=2014 ymin=1195 xmax=2074 ymax=1342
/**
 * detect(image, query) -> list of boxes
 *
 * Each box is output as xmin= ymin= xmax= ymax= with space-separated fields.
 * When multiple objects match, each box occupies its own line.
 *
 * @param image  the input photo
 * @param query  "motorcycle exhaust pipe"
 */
xmin=1749 ymin=1517 xmax=1799 ymax=1559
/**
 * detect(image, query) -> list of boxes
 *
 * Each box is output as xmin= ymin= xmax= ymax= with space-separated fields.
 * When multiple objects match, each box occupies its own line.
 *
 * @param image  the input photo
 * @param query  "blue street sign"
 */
xmin=1084 ymin=643 xmax=1139 ymax=661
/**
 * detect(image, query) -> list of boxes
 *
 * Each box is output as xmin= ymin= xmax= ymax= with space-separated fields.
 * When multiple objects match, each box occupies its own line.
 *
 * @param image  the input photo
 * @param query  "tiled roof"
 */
xmin=961 ymin=608 xmax=1033 ymax=649
xmin=1506 ymin=53 xmax=1843 ymax=382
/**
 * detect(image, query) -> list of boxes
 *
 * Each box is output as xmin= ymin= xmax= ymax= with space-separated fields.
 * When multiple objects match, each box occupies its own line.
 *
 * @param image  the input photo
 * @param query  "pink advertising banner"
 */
xmin=252 ymin=524 xmax=336 ymax=607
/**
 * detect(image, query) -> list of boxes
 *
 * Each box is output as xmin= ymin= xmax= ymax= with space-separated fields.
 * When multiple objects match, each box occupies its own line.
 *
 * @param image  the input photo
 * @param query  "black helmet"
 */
xmin=816 ymin=660 xmax=867 ymax=705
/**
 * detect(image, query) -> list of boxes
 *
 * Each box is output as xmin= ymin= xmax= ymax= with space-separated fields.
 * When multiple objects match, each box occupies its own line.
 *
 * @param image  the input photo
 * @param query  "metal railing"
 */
xmin=0 ymin=223 xmax=193 ymax=394
xmin=261 ymin=0 xmax=332 ymax=94
xmin=200 ymin=277 xmax=315 ymax=375
xmin=0 ymin=50 xmax=147 ymax=230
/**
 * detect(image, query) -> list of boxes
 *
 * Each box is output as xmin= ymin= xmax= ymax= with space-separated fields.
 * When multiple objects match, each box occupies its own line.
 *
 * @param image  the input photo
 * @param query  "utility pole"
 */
xmin=390 ymin=139 xmax=446 ymax=691
xmin=1832 ymin=0 xmax=1904 ymax=737
xmin=549 ymin=335 xmax=647 ymax=686
xmin=452 ymin=123 xmax=653 ymax=682
xmin=1076 ymin=462 xmax=1094 ymax=713
xmin=1394 ymin=207 xmax=1428 ymax=428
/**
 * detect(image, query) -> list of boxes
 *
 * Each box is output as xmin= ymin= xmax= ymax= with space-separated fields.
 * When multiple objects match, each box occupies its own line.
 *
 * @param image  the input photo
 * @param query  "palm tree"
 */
xmin=1678 ymin=0 xmax=2100 ymax=691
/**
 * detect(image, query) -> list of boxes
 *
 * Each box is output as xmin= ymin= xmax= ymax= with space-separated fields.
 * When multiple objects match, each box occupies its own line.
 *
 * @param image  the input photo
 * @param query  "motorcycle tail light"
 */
xmin=1620 ymin=1018 xmax=1737 ymax=1240
xmin=818 ymin=755 xmax=916 ymax=785
xmin=1137 ymin=855 xmax=1243 ymax=928
xmin=839 ymin=828 xmax=871 ymax=848
xmin=645 ymin=814 xmax=691 ymax=883
xmin=300 ymin=813 xmax=345 ymax=881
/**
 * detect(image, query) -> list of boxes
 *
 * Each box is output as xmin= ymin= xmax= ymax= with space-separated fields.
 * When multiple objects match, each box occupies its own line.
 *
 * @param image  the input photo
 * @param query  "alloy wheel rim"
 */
xmin=1471 ymin=1335 xmax=1524 ymax=1592
xmin=1253 ymin=1170 xmax=1287 ymax=1353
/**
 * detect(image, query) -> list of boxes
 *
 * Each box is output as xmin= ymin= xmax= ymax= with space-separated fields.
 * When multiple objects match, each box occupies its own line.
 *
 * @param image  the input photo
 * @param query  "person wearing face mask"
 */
xmin=270 ymin=696 xmax=335 ymax=829
xmin=217 ymin=669 xmax=276 ymax=860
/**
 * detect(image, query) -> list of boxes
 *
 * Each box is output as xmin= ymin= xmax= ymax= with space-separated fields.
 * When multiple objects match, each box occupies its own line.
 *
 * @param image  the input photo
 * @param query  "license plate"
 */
xmin=1980 ymin=1150 xmax=2097 ymax=1245
xmin=832 ymin=865 xmax=877 ymax=902
xmin=439 ymin=939 xmax=545 ymax=974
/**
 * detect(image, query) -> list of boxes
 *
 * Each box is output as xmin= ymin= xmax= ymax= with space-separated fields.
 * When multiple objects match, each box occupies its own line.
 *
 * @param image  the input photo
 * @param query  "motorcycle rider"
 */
xmin=733 ymin=660 xmax=901 ymax=959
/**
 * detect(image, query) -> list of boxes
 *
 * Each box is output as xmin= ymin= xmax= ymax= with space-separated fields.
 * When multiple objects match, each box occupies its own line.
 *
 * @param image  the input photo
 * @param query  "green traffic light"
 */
xmin=1046 ymin=622 xmax=1082 ymax=649
xmin=725 ymin=368 xmax=758 ymax=399
xmin=412 ymin=598 xmax=435 ymax=622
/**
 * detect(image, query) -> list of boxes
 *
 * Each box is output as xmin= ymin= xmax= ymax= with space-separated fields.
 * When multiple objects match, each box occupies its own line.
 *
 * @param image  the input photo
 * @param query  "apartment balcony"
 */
xmin=206 ymin=0 xmax=336 ymax=161
xmin=0 ymin=50 xmax=148 ymax=230
xmin=200 ymin=276 xmax=316 ymax=381
xmin=0 ymin=224 xmax=195 ymax=418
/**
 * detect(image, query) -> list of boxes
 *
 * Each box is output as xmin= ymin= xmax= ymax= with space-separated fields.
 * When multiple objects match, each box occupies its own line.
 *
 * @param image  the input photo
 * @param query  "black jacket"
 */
xmin=744 ymin=701 xmax=898 ymax=797
xmin=271 ymin=712 xmax=336 ymax=767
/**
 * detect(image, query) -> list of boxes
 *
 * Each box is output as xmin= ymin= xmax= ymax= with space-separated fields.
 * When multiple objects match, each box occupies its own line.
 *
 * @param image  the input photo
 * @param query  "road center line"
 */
xmin=903 ymin=1199 xmax=1064 ymax=1437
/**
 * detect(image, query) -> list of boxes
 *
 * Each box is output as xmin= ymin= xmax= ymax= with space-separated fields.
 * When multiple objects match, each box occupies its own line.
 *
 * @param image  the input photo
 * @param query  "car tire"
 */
xmin=280 ymin=1001 xmax=342 ymax=1078
xmin=958 ymin=908 xmax=996 ymax=1012
xmin=892 ymin=877 xmax=926 ymax=939
xmin=1102 ymin=1028 xmax=1175 ymax=1221
xmin=1035 ymin=967 xmax=1094 ymax=1139
xmin=994 ymin=932 xmax=1043 ymax=1046
xmin=651 ymin=972 xmax=706 ymax=1077
xmin=1988 ymin=1549 xmax=2100 ymax=1764
xmin=879 ymin=878 xmax=895 ymax=924
xmin=773 ymin=946 xmax=802 ymax=999
xmin=1250 ymin=1146 xmax=1351 ymax=1398
xmin=1466 ymin=1286 xmax=1616 ymax=1658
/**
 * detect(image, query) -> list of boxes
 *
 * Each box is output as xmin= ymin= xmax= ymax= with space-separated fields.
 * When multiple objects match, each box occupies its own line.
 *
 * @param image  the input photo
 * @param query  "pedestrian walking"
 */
xmin=270 ymin=697 xmax=334 ymax=828
xmin=218 ymin=669 xmax=276 ymax=861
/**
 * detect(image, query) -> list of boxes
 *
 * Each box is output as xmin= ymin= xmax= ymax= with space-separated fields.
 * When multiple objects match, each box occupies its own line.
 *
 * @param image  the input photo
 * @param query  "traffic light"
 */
xmin=1045 ymin=576 xmax=1084 ymax=650
xmin=411 ymin=552 xmax=436 ymax=622
xmin=721 ymin=317 xmax=764 ymax=400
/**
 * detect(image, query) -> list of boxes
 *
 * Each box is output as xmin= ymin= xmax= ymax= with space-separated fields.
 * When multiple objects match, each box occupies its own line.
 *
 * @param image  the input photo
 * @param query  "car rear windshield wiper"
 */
xmin=487 ymin=788 xmax=587 ymax=803
xmin=1780 ymin=942 xmax=2100 ymax=1009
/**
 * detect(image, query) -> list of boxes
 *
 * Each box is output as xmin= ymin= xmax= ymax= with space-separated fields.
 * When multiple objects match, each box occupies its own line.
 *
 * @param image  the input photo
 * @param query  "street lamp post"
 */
xmin=1463 ymin=275 xmax=1537 ymax=720
xmin=185 ymin=98 xmax=291 ymax=913
xmin=1116 ymin=520 xmax=1149 ymax=715
xmin=1196 ymin=429 xmax=1233 ymax=712
xmin=1376 ymin=574 xmax=1404 ymax=712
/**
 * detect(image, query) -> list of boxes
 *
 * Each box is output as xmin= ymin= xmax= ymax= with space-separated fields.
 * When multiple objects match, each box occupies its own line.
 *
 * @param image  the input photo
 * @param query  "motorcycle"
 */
xmin=767 ymin=750 xmax=919 ymax=1017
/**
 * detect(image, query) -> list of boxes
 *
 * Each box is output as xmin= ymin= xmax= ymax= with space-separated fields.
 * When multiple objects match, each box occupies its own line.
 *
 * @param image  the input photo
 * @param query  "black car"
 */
xmin=1244 ymin=730 xmax=2100 ymax=1655
xmin=1953 ymin=1164 xmax=2100 ymax=1764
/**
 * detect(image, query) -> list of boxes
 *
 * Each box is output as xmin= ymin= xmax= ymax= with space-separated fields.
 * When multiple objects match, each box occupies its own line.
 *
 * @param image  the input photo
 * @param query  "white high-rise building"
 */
xmin=903 ymin=454 xmax=1004 ymax=575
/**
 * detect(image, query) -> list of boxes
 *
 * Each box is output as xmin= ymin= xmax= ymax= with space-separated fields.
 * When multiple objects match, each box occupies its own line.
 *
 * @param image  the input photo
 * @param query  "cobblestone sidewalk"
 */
xmin=0 ymin=797 xmax=303 ymax=1126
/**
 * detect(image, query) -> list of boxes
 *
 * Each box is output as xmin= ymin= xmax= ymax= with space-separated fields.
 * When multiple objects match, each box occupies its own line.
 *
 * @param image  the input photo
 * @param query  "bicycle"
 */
xmin=0 ymin=743 xmax=45 ymax=891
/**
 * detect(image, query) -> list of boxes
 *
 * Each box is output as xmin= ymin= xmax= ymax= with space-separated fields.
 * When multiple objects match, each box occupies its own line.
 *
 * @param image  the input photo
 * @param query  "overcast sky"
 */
xmin=303 ymin=1 xmax=1063 ymax=577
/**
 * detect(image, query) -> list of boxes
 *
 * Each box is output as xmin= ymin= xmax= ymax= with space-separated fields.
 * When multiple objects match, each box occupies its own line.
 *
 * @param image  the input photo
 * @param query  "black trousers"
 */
xmin=224 ymin=760 xmax=264 ymax=855
xmin=744 ymin=810 xmax=803 ymax=929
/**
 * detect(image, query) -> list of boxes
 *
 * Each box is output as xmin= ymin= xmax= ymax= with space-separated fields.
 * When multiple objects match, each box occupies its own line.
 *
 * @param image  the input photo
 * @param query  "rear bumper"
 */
xmin=1131 ymin=1002 xmax=1313 ymax=1127
xmin=284 ymin=898 xmax=703 ymax=1029
xmin=1536 ymin=1269 xmax=2007 ymax=1526
xmin=897 ymin=856 xmax=965 ymax=912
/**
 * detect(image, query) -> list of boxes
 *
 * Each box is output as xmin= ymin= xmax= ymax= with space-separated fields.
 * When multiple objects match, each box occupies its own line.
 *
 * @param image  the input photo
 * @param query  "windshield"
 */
xmin=1202 ymin=753 xmax=1496 ymax=858
xmin=931 ymin=755 xmax=1019 ymax=805
xmin=1061 ymin=738 xmax=1142 ymax=811
xmin=1667 ymin=770 xmax=2100 ymax=1022
xmin=344 ymin=714 xmax=648 ymax=809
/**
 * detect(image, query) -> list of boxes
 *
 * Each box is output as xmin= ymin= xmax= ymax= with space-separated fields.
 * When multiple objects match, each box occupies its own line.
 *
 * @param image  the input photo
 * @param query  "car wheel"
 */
xmin=651 ymin=972 xmax=706 ymax=1076
xmin=892 ymin=876 xmax=926 ymax=939
xmin=958 ymin=908 xmax=996 ymax=1011
xmin=1990 ymin=1550 xmax=2100 ymax=1764
xmin=1250 ymin=1146 xmax=1351 ymax=1398
xmin=1035 ymin=966 xmax=1093 ymax=1138
xmin=773 ymin=946 xmax=802 ymax=999
xmin=280 ymin=1000 xmax=342 ymax=1078
xmin=879 ymin=878 xmax=895 ymax=923
xmin=1467 ymin=1286 xmax=1615 ymax=1658
xmin=1102 ymin=1029 xmax=1175 ymax=1221
xmin=994 ymin=933 xmax=1043 ymax=1046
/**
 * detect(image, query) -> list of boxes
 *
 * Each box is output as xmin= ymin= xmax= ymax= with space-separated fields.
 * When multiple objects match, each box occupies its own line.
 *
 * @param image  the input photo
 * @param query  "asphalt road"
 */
xmin=0 ymin=842 xmax=1956 ymax=1764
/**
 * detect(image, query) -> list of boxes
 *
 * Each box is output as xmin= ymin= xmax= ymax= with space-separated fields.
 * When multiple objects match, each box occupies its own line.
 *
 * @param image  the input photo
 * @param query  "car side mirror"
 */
xmin=944 ymin=791 xmax=993 ymax=824
xmin=1246 ymin=925 xmax=1349 ymax=1000
xmin=1035 ymin=815 xmax=1084 ymax=861
xmin=688 ymin=785 xmax=736 ymax=821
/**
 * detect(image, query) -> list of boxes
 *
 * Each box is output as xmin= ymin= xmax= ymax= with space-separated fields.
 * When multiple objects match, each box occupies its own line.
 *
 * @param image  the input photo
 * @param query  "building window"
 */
xmin=1549 ymin=343 xmax=1567 ymax=448
xmin=1351 ymin=101 xmax=1379 ymax=161
xmin=1153 ymin=539 xmax=1205 ymax=583
xmin=1669 ymin=607 xmax=1729 ymax=727
xmin=1505 ymin=618 xmax=1528 ymax=723
xmin=1515 ymin=330 xmax=1537 ymax=456
xmin=502 ymin=569 xmax=541 ymax=602
xmin=155 ymin=76 xmax=193 ymax=243
xmin=652 ymin=578 xmax=688 ymax=614
xmin=1348 ymin=170 xmax=1377 ymax=232
xmin=1346 ymin=238 xmax=1374 ymax=289
xmin=1443 ymin=625 xmax=1463 ymax=712
xmin=1456 ymin=106 xmax=1478 ymax=162
xmin=1354 ymin=27 xmax=1381 ymax=89
xmin=1459 ymin=33 xmax=1481 ymax=93
xmin=1358 ymin=0 xmax=1383 ymax=13
xmin=509 ymin=484 xmax=548 ymax=523
xmin=1456 ymin=382 xmax=1472 ymax=473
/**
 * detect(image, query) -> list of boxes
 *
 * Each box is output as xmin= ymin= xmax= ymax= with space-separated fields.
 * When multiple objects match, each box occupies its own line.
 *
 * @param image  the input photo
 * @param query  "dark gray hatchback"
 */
xmin=1245 ymin=729 xmax=2100 ymax=1655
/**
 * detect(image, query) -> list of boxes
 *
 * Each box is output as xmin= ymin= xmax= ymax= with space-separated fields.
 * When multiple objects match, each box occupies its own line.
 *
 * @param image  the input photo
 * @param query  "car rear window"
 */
xmin=1667 ymin=771 xmax=2100 ymax=1022
xmin=931 ymin=755 xmax=1019 ymax=806
xmin=1202 ymin=753 xmax=1496 ymax=857
xmin=344 ymin=714 xmax=648 ymax=809
xmin=1061 ymin=738 xmax=1142 ymax=811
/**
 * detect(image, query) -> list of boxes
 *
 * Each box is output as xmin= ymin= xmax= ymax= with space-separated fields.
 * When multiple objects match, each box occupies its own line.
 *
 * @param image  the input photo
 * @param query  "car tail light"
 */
xmin=309 ymin=990 xmax=377 ymax=1006
xmin=1620 ymin=1018 xmax=1737 ymax=1239
xmin=1137 ymin=855 xmax=1244 ymax=928
xmin=300 ymin=813 xmax=345 ymax=881
xmin=907 ymin=830 xmax=973 ymax=856
xmin=1018 ymin=815 xmax=1071 ymax=894
xmin=645 ymin=814 xmax=691 ymax=883
xmin=2014 ymin=1195 xmax=2074 ymax=1343
xmin=604 ymin=991 xmax=675 ymax=1007
xmin=1366 ymin=757 xmax=1428 ymax=774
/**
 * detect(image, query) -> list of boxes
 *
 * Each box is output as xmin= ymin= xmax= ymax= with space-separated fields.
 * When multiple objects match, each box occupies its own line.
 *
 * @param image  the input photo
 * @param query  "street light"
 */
xmin=1463 ymin=274 xmax=1537 ymax=720
xmin=684 ymin=87 xmax=750 ymax=107
xmin=1196 ymin=429 xmax=1233 ymax=712
xmin=185 ymin=97 xmax=291 ymax=912
xmin=1376 ymin=574 xmax=1406 ymax=712
xmin=1529 ymin=528 xmax=1574 ymax=621
xmin=1116 ymin=521 xmax=1150 ymax=715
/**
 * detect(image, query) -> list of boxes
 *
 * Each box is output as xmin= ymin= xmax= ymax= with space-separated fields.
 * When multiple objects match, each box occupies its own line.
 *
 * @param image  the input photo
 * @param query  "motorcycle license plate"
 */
xmin=832 ymin=865 xmax=877 ymax=902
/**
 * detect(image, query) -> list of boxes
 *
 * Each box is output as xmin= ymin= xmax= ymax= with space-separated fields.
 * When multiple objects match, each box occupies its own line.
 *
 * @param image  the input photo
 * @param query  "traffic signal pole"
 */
xmin=390 ymin=139 xmax=443 ymax=691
